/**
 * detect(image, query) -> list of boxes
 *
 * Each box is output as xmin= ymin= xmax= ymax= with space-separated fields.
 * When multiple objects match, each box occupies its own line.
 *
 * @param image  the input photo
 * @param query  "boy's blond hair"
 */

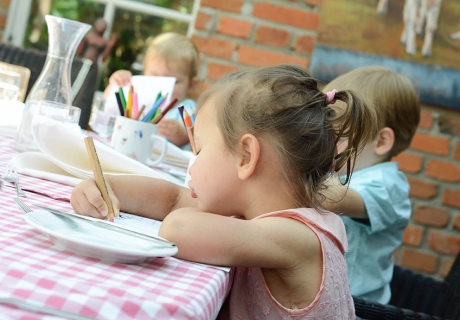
xmin=324 ymin=66 xmax=420 ymax=157
xmin=144 ymin=32 xmax=199 ymax=79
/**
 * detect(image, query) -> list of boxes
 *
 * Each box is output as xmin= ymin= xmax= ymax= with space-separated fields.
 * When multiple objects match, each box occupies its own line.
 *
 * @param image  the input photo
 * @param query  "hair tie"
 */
xmin=326 ymin=89 xmax=338 ymax=105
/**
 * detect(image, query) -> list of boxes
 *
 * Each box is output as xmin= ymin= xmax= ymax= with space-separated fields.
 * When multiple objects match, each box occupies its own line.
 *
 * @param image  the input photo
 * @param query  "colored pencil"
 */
xmin=118 ymin=87 xmax=126 ymax=110
xmin=183 ymin=109 xmax=197 ymax=154
xmin=151 ymin=98 xmax=179 ymax=124
xmin=126 ymin=85 xmax=133 ymax=118
xmin=141 ymin=95 xmax=165 ymax=122
xmin=84 ymin=137 xmax=115 ymax=221
xmin=178 ymin=105 xmax=185 ymax=128
xmin=114 ymin=92 xmax=124 ymax=116
xmin=135 ymin=105 xmax=146 ymax=121
xmin=132 ymin=92 xmax=138 ymax=119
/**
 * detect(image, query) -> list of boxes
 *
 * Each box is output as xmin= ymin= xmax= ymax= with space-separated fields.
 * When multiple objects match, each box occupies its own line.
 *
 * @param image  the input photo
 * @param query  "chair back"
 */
xmin=0 ymin=61 xmax=30 ymax=102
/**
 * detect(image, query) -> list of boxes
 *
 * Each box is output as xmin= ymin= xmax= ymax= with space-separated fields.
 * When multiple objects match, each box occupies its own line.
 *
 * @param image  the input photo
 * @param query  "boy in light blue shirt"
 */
xmin=322 ymin=66 xmax=420 ymax=304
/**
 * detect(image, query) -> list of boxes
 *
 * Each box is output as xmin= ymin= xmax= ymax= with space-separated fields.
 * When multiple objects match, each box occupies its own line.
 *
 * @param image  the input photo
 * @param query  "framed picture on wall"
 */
xmin=309 ymin=0 xmax=460 ymax=110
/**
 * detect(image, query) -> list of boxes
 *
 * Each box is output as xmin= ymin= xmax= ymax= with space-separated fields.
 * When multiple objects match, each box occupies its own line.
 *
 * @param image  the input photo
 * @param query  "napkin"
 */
xmin=0 ymin=100 xmax=24 ymax=137
xmin=23 ymin=116 xmax=170 ymax=184
xmin=9 ymin=152 xmax=83 ymax=186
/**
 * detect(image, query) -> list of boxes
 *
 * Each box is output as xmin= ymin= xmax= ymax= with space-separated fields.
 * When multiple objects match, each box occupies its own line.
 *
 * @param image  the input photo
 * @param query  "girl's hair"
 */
xmin=144 ymin=32 xmax=199 ymax=79
xmin=324 ymin=66 xmax=420 ymax=157
xmin=197 ymin=64 xmax=378 ymax=208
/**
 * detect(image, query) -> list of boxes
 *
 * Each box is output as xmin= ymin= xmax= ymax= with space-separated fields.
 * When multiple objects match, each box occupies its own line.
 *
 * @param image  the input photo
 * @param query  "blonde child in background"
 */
xmin=103 ymin=32 xmax=199 ymax=148
xmin=71 ymin=64 xmax=378 ymax=319
xmin=322 ymin=66 xmax=421 ymax=304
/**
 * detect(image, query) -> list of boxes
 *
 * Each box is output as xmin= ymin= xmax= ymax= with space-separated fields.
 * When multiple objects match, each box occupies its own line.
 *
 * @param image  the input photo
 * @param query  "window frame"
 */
xmin=4 ymin=0 xmax=199 ymax=46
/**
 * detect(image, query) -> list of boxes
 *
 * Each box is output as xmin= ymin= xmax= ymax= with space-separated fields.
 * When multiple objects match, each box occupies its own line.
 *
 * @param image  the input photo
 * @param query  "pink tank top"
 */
xmin=218 ymin=208 xmax=355 ymax=319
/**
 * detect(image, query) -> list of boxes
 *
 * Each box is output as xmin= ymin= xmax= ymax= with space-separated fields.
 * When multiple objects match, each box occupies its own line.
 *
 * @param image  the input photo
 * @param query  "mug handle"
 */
xmin=145 ymin=134 xmax=168 ymax=166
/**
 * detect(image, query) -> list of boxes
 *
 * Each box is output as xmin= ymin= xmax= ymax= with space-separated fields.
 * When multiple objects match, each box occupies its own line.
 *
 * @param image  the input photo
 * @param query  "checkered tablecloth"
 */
xmin=0 ymin=135 xmax=230 ymax=320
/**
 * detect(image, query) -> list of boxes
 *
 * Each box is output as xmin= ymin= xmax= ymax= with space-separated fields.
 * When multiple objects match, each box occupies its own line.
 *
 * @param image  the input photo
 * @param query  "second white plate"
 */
xmin=24 ymin=210 xmax=178 ymax=264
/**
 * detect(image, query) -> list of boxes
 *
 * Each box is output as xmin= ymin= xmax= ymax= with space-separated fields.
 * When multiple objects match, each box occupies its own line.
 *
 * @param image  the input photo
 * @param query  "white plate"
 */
xmin=24 ymin=210 xmax=178 ymax=264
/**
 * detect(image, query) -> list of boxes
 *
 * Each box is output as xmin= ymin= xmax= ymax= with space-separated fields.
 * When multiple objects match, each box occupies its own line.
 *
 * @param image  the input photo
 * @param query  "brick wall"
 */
xmin=190 ymin=0 xmax=460 ymax=279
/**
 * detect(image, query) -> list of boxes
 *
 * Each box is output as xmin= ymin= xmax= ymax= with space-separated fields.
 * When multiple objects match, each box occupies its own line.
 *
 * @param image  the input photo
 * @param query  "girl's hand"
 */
xmin=70 ymin=179 xmax=120 ymax=219
xmin=158 ymin=119 xmax=189 ymax=146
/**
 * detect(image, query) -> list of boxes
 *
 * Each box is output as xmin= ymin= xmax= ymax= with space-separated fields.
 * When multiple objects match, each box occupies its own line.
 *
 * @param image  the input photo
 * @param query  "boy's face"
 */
xmin=144 ymin=53 xmax=193 ymax=102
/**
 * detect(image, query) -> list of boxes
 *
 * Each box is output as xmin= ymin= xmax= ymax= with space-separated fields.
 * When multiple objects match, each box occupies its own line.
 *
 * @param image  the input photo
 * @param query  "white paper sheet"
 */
xmin=104 ymin=75 xmax=176 ymax=117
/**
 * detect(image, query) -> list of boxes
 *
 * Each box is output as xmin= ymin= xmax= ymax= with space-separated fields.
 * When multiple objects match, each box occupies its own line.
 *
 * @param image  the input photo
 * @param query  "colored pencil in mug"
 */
xmin=114 ymin=92 xmax=124 ymax=116
xmin=151 ymin=98 xmax=179 ymax=124
xmin=118 ymin=87 xmax=126 ymax=110
xmin=126 ymin=85 xmax=134 ymax=118
xmin=135 ymin=105 xmax=146 ymax=121
xmin=141 ymin=95 xmax=165 ymax=122
xmin=132 ymin=92 xmax=138 ymax=119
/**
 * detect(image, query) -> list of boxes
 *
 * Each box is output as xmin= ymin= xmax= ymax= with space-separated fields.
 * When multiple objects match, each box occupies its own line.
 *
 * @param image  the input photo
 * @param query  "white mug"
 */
xmin=111 ymin=116 xmax=168 ymax=166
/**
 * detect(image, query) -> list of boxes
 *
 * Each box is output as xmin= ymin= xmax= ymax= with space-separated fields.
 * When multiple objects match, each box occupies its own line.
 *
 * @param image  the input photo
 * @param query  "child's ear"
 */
xmin=375 ymin=127 xmax=394 ymax=156
xmin=237 ymin=134 xmax=260 ymax=180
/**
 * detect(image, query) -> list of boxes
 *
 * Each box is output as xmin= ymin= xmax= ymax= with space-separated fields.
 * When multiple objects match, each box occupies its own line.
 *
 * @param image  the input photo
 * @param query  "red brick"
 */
xmin=442 ymin=188 xmax=460 ymax=209
xmin=207 ymin=62 xmax=238 ymax=81
xmin=407 ymin=177 xmax=438 ymax=199
xmin=195 ymin=11 xmax=213 ymax=31
xmin=0 ymin=0 xmax=11 ymax=10
xmin=418 ymin=110 xmax=433 ymax=129
xmin=0 ymin=13 xmax=6 ymax=29
xmin=200 ymin=0 xmax=243 ymax=13
xmin=454 ymin=142 xmax=460 ymax=161
xmin=410 ymin=133 xmax=450 ymax=156
xmin=413 ymin=205 xmax=449 ymax=227
xmin=294 ymin=35 xmax=315 ymax=54
xmin=455 ymin=215 xmax=460 ymax=231
xmin=439 ymin=113 xmax=460 ymax=135
xmin=305 ymin=0 xmax=324 ymax=6
xmin=440 ymin=257 xmax=455 ymax=277
xmin=426 ymin=159 xmax=460 ymax=182
xmin=392 ymin=152 xmax=423 ymax=174
xmin=192 ymin=35 xmax=237 ymax=60
xmin=402 ymin=225 xmax=424 ymax=246
xmin=253 ymin=3 xmax=320 ymax=30
xmin=428 ymin=231 xmax=460 ymax=255
xmin=400 ymin=249 xmax=438 ymax=273
xmin=255 ymin=26 xmax=290 ymax=47
xmin=217 ymin=16 xmax=252 ymax=39
xmin=238 ymin=45 xmax=309 ymax=67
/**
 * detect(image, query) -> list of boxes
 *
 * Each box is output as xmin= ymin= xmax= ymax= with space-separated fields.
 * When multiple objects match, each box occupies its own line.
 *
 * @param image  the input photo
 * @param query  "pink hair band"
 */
xmin=326 ymin=89 xmax=338 ymax=104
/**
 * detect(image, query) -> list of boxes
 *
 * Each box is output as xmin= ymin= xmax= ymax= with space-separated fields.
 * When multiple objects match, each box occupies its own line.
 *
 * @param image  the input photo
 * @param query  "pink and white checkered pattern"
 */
xmin=0 ymin=136 xmax=230 ymax=319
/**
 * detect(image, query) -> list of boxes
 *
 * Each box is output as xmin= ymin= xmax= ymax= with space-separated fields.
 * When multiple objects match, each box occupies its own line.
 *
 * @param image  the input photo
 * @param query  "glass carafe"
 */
xmin=15 ymin=15 xmax=90 ymax=152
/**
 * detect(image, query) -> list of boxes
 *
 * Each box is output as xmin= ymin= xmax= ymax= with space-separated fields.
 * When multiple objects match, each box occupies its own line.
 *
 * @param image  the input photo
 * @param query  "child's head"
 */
xmin=191 ymin=64 xmax=377 ymax=211
xmin=143 ymin=32 xmax=199 ymax=102
xmin=323 ymin=66 xmax=420 ymax=159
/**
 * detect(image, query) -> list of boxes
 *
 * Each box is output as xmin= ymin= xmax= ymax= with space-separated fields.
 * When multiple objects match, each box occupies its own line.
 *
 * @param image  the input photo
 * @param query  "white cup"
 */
xmin=111 ymin=116 xmax=168 ymax=166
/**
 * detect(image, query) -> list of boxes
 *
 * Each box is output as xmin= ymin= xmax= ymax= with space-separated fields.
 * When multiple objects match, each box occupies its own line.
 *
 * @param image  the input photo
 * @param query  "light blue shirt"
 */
xmin=340 ymin=162 xmax=411 ymax=304
xmin=164 ymin=99 xmax=196 ymax=151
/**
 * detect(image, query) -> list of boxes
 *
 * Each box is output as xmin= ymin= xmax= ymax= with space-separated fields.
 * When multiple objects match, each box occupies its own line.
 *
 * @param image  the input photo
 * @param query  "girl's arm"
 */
xmin=159 ymin=208 xmax=318 ymax=269
xmin=70 ymin=175 xmax=197 ymax=220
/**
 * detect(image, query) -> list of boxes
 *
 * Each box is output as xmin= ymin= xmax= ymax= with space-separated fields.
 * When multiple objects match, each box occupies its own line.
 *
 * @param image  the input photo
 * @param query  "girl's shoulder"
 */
xmin=256 ymin=208 xmax=348 ymax=253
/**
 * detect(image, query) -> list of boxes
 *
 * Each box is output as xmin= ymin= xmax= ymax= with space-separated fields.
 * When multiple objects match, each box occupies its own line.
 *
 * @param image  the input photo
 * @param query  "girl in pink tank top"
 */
xmin=71 ymin=64 xmax=378 ymax=319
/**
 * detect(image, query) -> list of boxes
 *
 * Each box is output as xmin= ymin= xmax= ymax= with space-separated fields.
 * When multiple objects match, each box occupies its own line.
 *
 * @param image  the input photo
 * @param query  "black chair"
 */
xmin=0 ymin=42 xmax=97 ymax=129
xmin=354 ymin=251 xmax=460 ymax=319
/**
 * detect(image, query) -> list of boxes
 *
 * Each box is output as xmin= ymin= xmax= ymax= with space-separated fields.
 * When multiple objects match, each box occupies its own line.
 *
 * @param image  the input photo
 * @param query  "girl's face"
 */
xmin=188 ymin=100 xmax=242 ymax=215
xmin=144 ymin=53 xmax=192 ymax=102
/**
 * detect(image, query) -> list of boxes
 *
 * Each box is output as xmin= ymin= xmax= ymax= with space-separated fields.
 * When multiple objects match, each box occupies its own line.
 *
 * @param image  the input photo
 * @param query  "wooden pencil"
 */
xmin=84 ymin=137 xmax=115 ymax=221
